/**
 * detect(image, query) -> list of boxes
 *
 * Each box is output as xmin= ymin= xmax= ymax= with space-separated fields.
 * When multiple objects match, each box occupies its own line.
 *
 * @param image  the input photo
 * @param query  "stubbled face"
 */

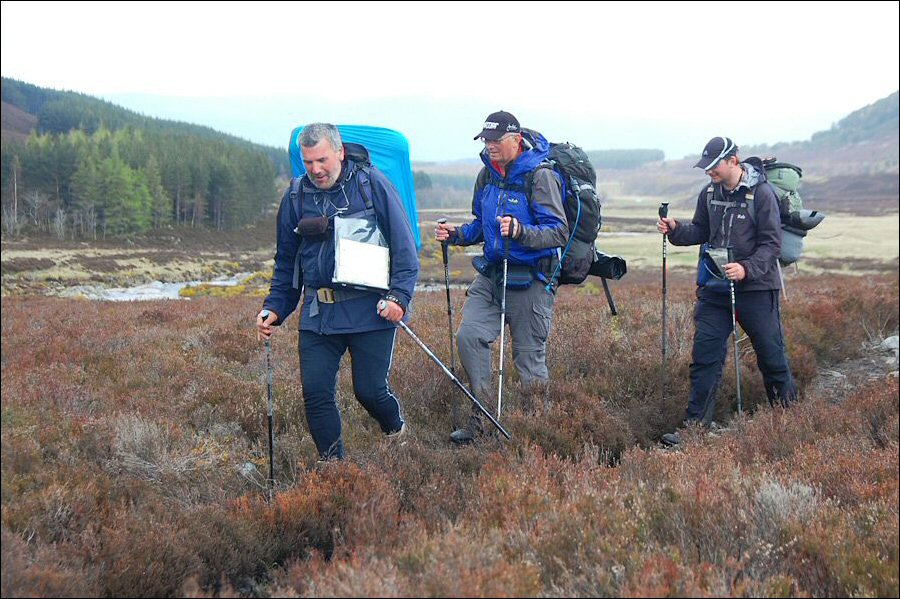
xmin=302 ymin=139 xmax=344 ymax=189
xmin=705 ymin=155 xmax=739 ymax=185
xmin=484 ymin=133 xmax=522 ymax=167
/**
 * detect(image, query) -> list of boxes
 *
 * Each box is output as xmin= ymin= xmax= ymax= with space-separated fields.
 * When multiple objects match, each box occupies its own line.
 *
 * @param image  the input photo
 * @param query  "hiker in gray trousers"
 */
xmin=435 ymin=111 xmax=568 ymax=444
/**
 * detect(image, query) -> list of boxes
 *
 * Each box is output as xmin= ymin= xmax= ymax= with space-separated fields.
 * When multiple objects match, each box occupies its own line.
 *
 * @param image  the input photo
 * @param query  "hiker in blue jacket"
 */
xmin=657 ymin=137 xmax=797 ymax=446
xmin=435 ymin=111 xmax=568 ymax=444
xmin=257 ymin=123 xmax=418 ymax=461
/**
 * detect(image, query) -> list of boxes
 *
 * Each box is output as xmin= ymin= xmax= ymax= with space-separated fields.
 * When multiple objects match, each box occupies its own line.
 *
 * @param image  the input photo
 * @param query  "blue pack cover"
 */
xmin=289 ymin=125 xmax=421 ymax=251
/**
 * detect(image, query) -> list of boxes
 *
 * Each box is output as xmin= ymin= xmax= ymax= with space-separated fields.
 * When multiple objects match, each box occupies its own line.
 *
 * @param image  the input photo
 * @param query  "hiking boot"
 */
xmin=660 ymin=431 xmax=681 ymax=447
xmin=450 ymin=427 xmax=476 ymax=444
xmin=450 ymin=414 xmax=484 ymax=445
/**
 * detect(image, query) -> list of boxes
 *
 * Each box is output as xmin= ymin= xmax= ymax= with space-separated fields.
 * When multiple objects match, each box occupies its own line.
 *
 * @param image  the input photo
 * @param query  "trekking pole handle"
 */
xmin=501 ymin=214 xmax=513 ymax=255
xmin=437 ymin=218 xmax=449 ymax=264
xmin=260 ymin=310 xmax=273 ymax=350
xmin=659 ymin=202 xmax=669 ymax=219
xmin=727 ymin=247 xmax=735 ymax=263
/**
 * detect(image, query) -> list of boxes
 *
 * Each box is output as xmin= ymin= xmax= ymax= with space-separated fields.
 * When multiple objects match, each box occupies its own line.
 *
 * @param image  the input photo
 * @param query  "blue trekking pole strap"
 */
xmin=546 ymin=176 xmax=579 ymax=293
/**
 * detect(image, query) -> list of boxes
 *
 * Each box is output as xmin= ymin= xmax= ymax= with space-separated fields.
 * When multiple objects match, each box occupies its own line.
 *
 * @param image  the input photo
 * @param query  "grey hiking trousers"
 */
xmin=456 ymin=273 xmax=556 ymax=401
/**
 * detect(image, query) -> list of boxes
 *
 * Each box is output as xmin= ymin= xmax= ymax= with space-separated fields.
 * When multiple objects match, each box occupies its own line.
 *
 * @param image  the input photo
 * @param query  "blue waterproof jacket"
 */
xmin=453 ymin=130 xmax=567 ymax=268
xmin=263 ymin=152 xmax=419 ymax=333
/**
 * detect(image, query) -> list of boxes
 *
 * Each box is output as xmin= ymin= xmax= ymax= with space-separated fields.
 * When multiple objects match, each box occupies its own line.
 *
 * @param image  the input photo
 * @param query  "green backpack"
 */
xmin=760 ymin=157 xmax=825 ymax=266
xmin=706 ymin=156 xmax=825 ymax=266
xmin=765 ymin=159 xmax=803 ymax=214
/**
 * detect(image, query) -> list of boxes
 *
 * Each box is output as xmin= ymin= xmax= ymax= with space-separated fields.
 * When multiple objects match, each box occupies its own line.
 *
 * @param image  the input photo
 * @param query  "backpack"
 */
xmin=706 ymin=156 xmax=825 ymax=266
xmin=288 ymin=124 xmax=421 ymax=251
xmin=474 ymin=131 xmax=606 ymax=286
xmin=532 ymin=140 xmax=603 ymax=285
xmin=761 ymin=157 xmax=825 ymax=265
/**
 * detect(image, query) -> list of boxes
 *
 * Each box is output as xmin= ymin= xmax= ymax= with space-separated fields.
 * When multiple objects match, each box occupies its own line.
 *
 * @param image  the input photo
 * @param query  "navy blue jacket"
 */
xmin=669 ymin=160 xmax=782 ymax=292
xmin=452 ymin=130 xmax=567 ymax=268
xmin=263 ymin=154 xmax=419 ymax=333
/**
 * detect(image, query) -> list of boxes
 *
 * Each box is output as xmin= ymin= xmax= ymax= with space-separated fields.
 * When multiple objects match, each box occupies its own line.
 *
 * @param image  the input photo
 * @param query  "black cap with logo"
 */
xmin=693 ymin=136 xmax=738 ymax=170
xmin=473 ymin=110 xmax=521 ymax=141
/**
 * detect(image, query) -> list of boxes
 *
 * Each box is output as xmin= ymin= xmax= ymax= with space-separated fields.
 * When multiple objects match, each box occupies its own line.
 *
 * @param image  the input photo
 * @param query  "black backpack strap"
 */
xmin=353 ymin=164 xmax=375 ymax=211
xmin=745 ymin=187 xmax=757 ymax=226
xmin=289 ymin=176 xmax=303 ymax=222
xmin=472 ymin=167 xmax=491 ymax=215
xmin=475 ymin=167 xmax=491 ymax=191
xmin=289 ymin=177 xmax=304 ymax=290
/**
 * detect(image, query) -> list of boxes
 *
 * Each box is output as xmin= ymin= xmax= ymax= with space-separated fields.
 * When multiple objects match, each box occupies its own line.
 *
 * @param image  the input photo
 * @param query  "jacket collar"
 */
xmin=737 ymin=162 xmax=762 ymax=190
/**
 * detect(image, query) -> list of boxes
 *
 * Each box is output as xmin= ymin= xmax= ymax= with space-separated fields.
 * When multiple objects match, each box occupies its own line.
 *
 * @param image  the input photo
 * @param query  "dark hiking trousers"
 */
xmin=299 ymin=328 xmax=404 ymax=460
xmin=685 ymin=288 xmax=797 ymax=423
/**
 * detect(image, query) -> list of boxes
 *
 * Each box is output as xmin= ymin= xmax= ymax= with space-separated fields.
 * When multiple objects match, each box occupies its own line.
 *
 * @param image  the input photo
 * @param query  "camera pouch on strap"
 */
xmin=294 ymin=216 xmax=329 ymax=237
xmin=696 ymin=243 xmax=730 ymax=292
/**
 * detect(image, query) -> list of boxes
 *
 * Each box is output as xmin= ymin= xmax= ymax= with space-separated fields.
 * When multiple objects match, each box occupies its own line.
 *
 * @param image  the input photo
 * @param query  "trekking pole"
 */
xmin=263 ymin=338 xmax=276 ymax=492
xmin=437 ymin=218 xmax=459 ymax=430
xmin=384 ymin=305 xmax=511 ymax=440
xmin=497 ymin=231 xmax=511 ymax=420
xmin=727 ymin=247 xmax=743 ymax=415
xmin=659 ymin=202 xmax=669 ymax=388
xmin=601 ymin=278 xmax=618 ymax=316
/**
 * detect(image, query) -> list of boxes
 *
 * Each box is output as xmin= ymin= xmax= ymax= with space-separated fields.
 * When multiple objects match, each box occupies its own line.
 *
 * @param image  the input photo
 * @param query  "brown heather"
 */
xmin=1 ymin=272 xmax=897 ymax=597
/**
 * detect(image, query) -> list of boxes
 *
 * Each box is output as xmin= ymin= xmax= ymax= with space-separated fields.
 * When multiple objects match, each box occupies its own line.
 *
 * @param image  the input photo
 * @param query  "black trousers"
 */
xmin=299 ymin=328 xmax=404 ymax=459
xmin=685 ymin=288 xmax=797 ymax=423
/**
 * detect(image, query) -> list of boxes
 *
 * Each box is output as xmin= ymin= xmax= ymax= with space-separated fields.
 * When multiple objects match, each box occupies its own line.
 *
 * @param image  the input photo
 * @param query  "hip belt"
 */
xmin=310 ymin=286 xmax=373 ymax=317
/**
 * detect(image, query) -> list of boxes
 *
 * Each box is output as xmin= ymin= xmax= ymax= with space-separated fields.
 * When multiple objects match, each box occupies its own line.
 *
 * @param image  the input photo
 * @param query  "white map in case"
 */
xmin=333 ymin=238 xmax=390 ymax=291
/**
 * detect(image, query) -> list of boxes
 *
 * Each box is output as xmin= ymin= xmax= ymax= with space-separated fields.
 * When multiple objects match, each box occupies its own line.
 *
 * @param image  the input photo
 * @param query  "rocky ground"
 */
xmin=808 ymin=335 xmax=900 ymax=403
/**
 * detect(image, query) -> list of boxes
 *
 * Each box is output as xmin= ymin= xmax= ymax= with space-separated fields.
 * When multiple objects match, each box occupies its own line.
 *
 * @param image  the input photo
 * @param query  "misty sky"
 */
xmin=2 ymin=1 xmax=898 ymax=161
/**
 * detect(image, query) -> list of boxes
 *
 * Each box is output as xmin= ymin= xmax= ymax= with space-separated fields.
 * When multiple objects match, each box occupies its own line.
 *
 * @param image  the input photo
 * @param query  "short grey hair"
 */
xmin=298 ymin=123 xmax=342 ymax=152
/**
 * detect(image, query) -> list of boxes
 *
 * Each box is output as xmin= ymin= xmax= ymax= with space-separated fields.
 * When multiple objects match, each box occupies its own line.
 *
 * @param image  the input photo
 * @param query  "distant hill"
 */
xmin=0 ymin=100 xmax=37 ymax=143
xmin=1 ymin=79 xmax=290 ymax=174
xmin=745 ymin=91 xmax=899 ymax=173
xmin=1 ymin=78 xmax=290 ymax=238
xmin=600 ymin=91 xmax=899 ymax=214
xmin=804 ymin=91 xmax=897 ymax=149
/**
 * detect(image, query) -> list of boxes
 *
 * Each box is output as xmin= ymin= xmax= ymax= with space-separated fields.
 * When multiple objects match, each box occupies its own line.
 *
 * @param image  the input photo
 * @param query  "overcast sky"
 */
xmin=2 ymin=1 xmax=898 ymax=161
